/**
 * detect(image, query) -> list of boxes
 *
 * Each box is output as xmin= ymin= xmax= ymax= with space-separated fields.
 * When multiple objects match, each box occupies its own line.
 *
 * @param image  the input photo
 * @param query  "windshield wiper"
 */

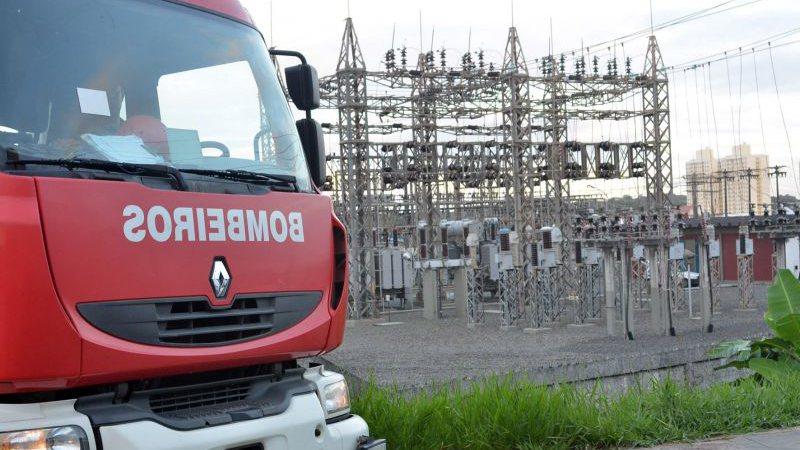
xmin=179 ymin=168 xmax=298 ymax=192
xmin=6 ymin=158 xmax=189 ymax=191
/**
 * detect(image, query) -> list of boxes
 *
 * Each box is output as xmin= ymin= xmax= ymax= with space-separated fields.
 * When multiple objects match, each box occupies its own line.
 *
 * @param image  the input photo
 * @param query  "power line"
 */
xmin=740 ymin=168 xmax=759 ymax=214
xmin=683 ymin=69 xmax=693 ymax=141
xmin=706 ymin=63 xmax=720 ymax=159
xmin=751 ymin=49 xmax=768 ymax=156
xmin=526 ymin=0 xmax=767 ymax=66
xmin=767 ymin=43 xmax=799 ymax=196
xmin=714 ymin=169 xmax=736 ymax=217
xmin=693 ymin=68 xmax=704 ymax=148
xmin=701 ymin=64 xmax=712 ymax=153
xmin=668 ymin=27 xmax=800 ymax=71
xmin=737 ymin=48 xmax=744 ymax=159
xmin=724 ymin=54 xmax=737 ymax=151
xmin=667 ymin=39 xmax=800 ymax=79
xmin=768 ymin=165 xmax=788 ymax=212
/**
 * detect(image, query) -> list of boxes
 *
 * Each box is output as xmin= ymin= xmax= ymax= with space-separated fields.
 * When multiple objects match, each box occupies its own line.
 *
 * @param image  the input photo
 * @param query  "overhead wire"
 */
xmin=734 ymin=51 xmax=746 ymax=208
xmin=699 ymin=64 xmax=715 ymax=167
xmin=767 ymin=42 xmax=799 ymax=195
xmin=671 ymin=25 xmax=800 ymax=70
xmin=683 ymin=69 xmax=693 ymax=141
xmin=676 ymin=26 xmax=781 ymax=210
xmin=752 ymin=49 xmax=768 ymax=158
xmin=706 ymin=63 xmax=720 ymax=160
xmin=526 ymin=0 xmax=766 ymax=66
xmin=693 ymin=68 xmax=703 ymax=149
xmin=724 ymin=54 xmax=737 ymax=150
xmin=737 ymin=48 xmax=744 ymax=157
xmin=667 ymin=33 xmax=800 ymax=80
xmin=673 ymin=31 xmax=800 ymax=201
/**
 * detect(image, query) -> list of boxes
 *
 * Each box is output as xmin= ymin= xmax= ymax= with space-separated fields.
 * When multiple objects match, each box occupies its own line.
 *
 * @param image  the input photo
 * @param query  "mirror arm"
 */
xmin=268 ymin=49 xmax=307 ymax=65
xmin=269 ymin=49 xmax=313 ymax=119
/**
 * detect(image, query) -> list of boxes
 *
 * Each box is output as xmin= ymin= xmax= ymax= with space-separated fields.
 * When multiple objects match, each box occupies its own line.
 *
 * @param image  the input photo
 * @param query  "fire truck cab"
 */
xmin=0 ymin=0 xmax=382 ymax=448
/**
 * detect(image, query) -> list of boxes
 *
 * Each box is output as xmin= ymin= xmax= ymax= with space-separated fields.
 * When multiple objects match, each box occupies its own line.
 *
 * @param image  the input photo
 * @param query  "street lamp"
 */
xmin=587 ymin=184 xmax=608 ymax=213
xmin=586 ymin=184 xmax=607 ymax=196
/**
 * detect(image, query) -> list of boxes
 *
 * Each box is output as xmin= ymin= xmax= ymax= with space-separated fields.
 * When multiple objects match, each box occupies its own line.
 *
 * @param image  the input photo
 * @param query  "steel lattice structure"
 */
xmin=321 ymin=18 xmax=677 ymax=333
xmin=335 ymin=18 xmax=376 ymax=318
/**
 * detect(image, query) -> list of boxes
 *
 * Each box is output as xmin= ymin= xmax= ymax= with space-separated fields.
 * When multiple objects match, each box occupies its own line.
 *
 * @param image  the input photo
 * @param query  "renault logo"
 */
xmin=210 ymin=257 xmax=232 ymax=299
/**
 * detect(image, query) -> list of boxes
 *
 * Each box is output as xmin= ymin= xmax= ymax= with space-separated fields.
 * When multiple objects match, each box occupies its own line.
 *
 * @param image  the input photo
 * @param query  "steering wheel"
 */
xmin=200 ymin=141 xmax=230 ymax=157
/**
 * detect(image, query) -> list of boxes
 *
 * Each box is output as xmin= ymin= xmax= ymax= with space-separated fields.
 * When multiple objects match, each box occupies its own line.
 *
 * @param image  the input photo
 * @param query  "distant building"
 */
xmin=685 ymin=143 xmax=769 ymax=216
xmin=718 ymin=144 xmax=770 ymax=215
xmin=685 ymin=147 xmax=718 ymax=216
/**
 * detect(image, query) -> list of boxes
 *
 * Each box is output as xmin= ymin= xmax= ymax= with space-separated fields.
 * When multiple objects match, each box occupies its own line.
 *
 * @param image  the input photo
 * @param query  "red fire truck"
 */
xmin=0 ymin=0 xmax=383 ymax=448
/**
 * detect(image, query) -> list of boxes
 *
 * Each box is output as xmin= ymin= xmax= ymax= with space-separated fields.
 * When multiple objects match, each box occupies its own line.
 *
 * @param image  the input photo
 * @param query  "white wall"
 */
xmin=786 ymin=237 xmax=800 ymax=278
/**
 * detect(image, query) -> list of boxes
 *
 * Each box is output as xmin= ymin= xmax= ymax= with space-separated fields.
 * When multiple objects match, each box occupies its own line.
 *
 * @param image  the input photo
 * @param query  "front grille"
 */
xmin=157 ymin=297 xmax=274 ymax=345
xmin=75 ymin=365 xmax=317 ymax=431
xmin=78 ymin=292 xmax=322 ymax=347
xmin=150 ymin=380 xmax=251 ymax=414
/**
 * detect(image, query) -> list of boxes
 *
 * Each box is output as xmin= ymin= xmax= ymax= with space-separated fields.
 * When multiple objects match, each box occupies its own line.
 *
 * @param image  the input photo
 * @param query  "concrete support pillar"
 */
xmin=602 ymin=247 xmax=616 ymax=336
xmin=699 ymin=243 xmax=712 ymax=332
xmin=661 ymin=246 xmax=674 ymax=335
xmin=620 ymin=245 xmax=634 ymax=339
xmin=648 ymin=246 xmax=663 ymax=330
xmin=422 ymin=268 xmax=439 ymax=320
xmin=621 ymin=244 xmax=633 ymax=339
xmin=452 ymin=266 xmax=467 ymax=319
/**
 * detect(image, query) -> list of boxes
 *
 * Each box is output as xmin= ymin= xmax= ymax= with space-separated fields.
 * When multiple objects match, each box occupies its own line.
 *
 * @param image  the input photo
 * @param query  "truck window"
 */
xmin=158 ymin=61 xmax=262 ymax=163
xmin=0 ymin=0 xmax=312 ymax=192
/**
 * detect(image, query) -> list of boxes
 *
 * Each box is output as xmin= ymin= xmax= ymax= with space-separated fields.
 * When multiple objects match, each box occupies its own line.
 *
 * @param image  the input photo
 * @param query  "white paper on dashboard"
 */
xmin=81 ymin=134 xmax=166 ymax=165
xmin=76 ymin=87 xmax=111 ymax=116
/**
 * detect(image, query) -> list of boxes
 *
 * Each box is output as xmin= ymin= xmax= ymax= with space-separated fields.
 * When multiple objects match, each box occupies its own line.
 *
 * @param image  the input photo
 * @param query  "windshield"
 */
xmin=0 ymin=0 xmax=312 ymax=192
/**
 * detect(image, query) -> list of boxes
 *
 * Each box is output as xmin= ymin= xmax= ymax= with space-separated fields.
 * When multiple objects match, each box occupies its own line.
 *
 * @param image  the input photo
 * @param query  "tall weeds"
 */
xmin=354 ymin=373 xmax=800 ymax=449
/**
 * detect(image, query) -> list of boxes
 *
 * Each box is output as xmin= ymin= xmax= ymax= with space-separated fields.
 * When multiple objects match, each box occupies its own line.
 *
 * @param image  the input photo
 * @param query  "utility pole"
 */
xmin=768 ymin=165 xmax=787 ymax=214
xmin=707 ymin=175 xmax=716 ymax=216
xmin=715 ymin=169 xmax=736 ymax=217
xmin=740 ymin=168 xmax=758 ymax=215
xmin=686 ymin=173 xmax=704 ymax=218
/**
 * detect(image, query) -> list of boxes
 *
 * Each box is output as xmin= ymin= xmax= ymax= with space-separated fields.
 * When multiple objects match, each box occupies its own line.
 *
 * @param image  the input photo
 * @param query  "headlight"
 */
xmin=0 ymin=426 xmax=89 ymax=450
xmin=322 ymin=379 xmax=351 ymax=417
xmin=304 ymin=365 xmax=352 ymax=420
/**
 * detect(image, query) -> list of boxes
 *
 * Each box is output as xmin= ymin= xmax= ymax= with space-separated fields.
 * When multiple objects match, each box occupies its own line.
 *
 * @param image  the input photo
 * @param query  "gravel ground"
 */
xmin=321 ymin=284 xmax=771 ymax=390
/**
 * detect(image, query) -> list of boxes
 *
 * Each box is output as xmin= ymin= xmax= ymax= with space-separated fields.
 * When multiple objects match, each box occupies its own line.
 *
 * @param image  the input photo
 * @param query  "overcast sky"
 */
xmin=242 ymin=0 xmax=800 ymax=198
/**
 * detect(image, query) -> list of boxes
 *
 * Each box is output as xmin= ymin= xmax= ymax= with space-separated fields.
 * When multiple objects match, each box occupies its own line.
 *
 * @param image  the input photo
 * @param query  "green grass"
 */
xmin=352 ymin=374 xmax=800 ymax=450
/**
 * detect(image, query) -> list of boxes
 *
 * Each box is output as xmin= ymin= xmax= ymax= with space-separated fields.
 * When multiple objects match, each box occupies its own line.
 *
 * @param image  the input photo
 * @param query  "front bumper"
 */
xmin=1 ymin=393 xmax=376 ymax=450
xmin=99 ymin=393 xmax=367 ymax=450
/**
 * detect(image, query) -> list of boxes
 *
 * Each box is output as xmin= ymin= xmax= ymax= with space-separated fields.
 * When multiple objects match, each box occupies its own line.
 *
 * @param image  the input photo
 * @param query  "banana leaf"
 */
xmin=749 ymin=357 xmax=800 ymax=383
xmin=707 ymin=270 xmax=800 ymax=380
xmin=708 ymin=339 xmax=753 ymax=360
xmin=710 ymin=337 xmax=798 ymax=370
xmin=752 ymin=337 xmax=798 ymax=358
xmin=765 ymin=269 xmax=800 ymax=348
xmin=708 ymin=339 xmax=754 ymax=370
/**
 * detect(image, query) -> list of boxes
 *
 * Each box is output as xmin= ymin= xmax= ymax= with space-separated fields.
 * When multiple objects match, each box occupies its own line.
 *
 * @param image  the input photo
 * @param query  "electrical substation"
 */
xmin=310 ymin=10 xmax=799 ymax=390
xmin=321 ymin=17 xmax=700 ymax=336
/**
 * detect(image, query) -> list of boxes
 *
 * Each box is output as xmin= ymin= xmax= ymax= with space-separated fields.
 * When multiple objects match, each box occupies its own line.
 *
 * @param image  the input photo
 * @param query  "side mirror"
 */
xmin=296 ymin=118 xmax=325 ymax=187
xmin=285 ymin=64 xmax=320 ymax=111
